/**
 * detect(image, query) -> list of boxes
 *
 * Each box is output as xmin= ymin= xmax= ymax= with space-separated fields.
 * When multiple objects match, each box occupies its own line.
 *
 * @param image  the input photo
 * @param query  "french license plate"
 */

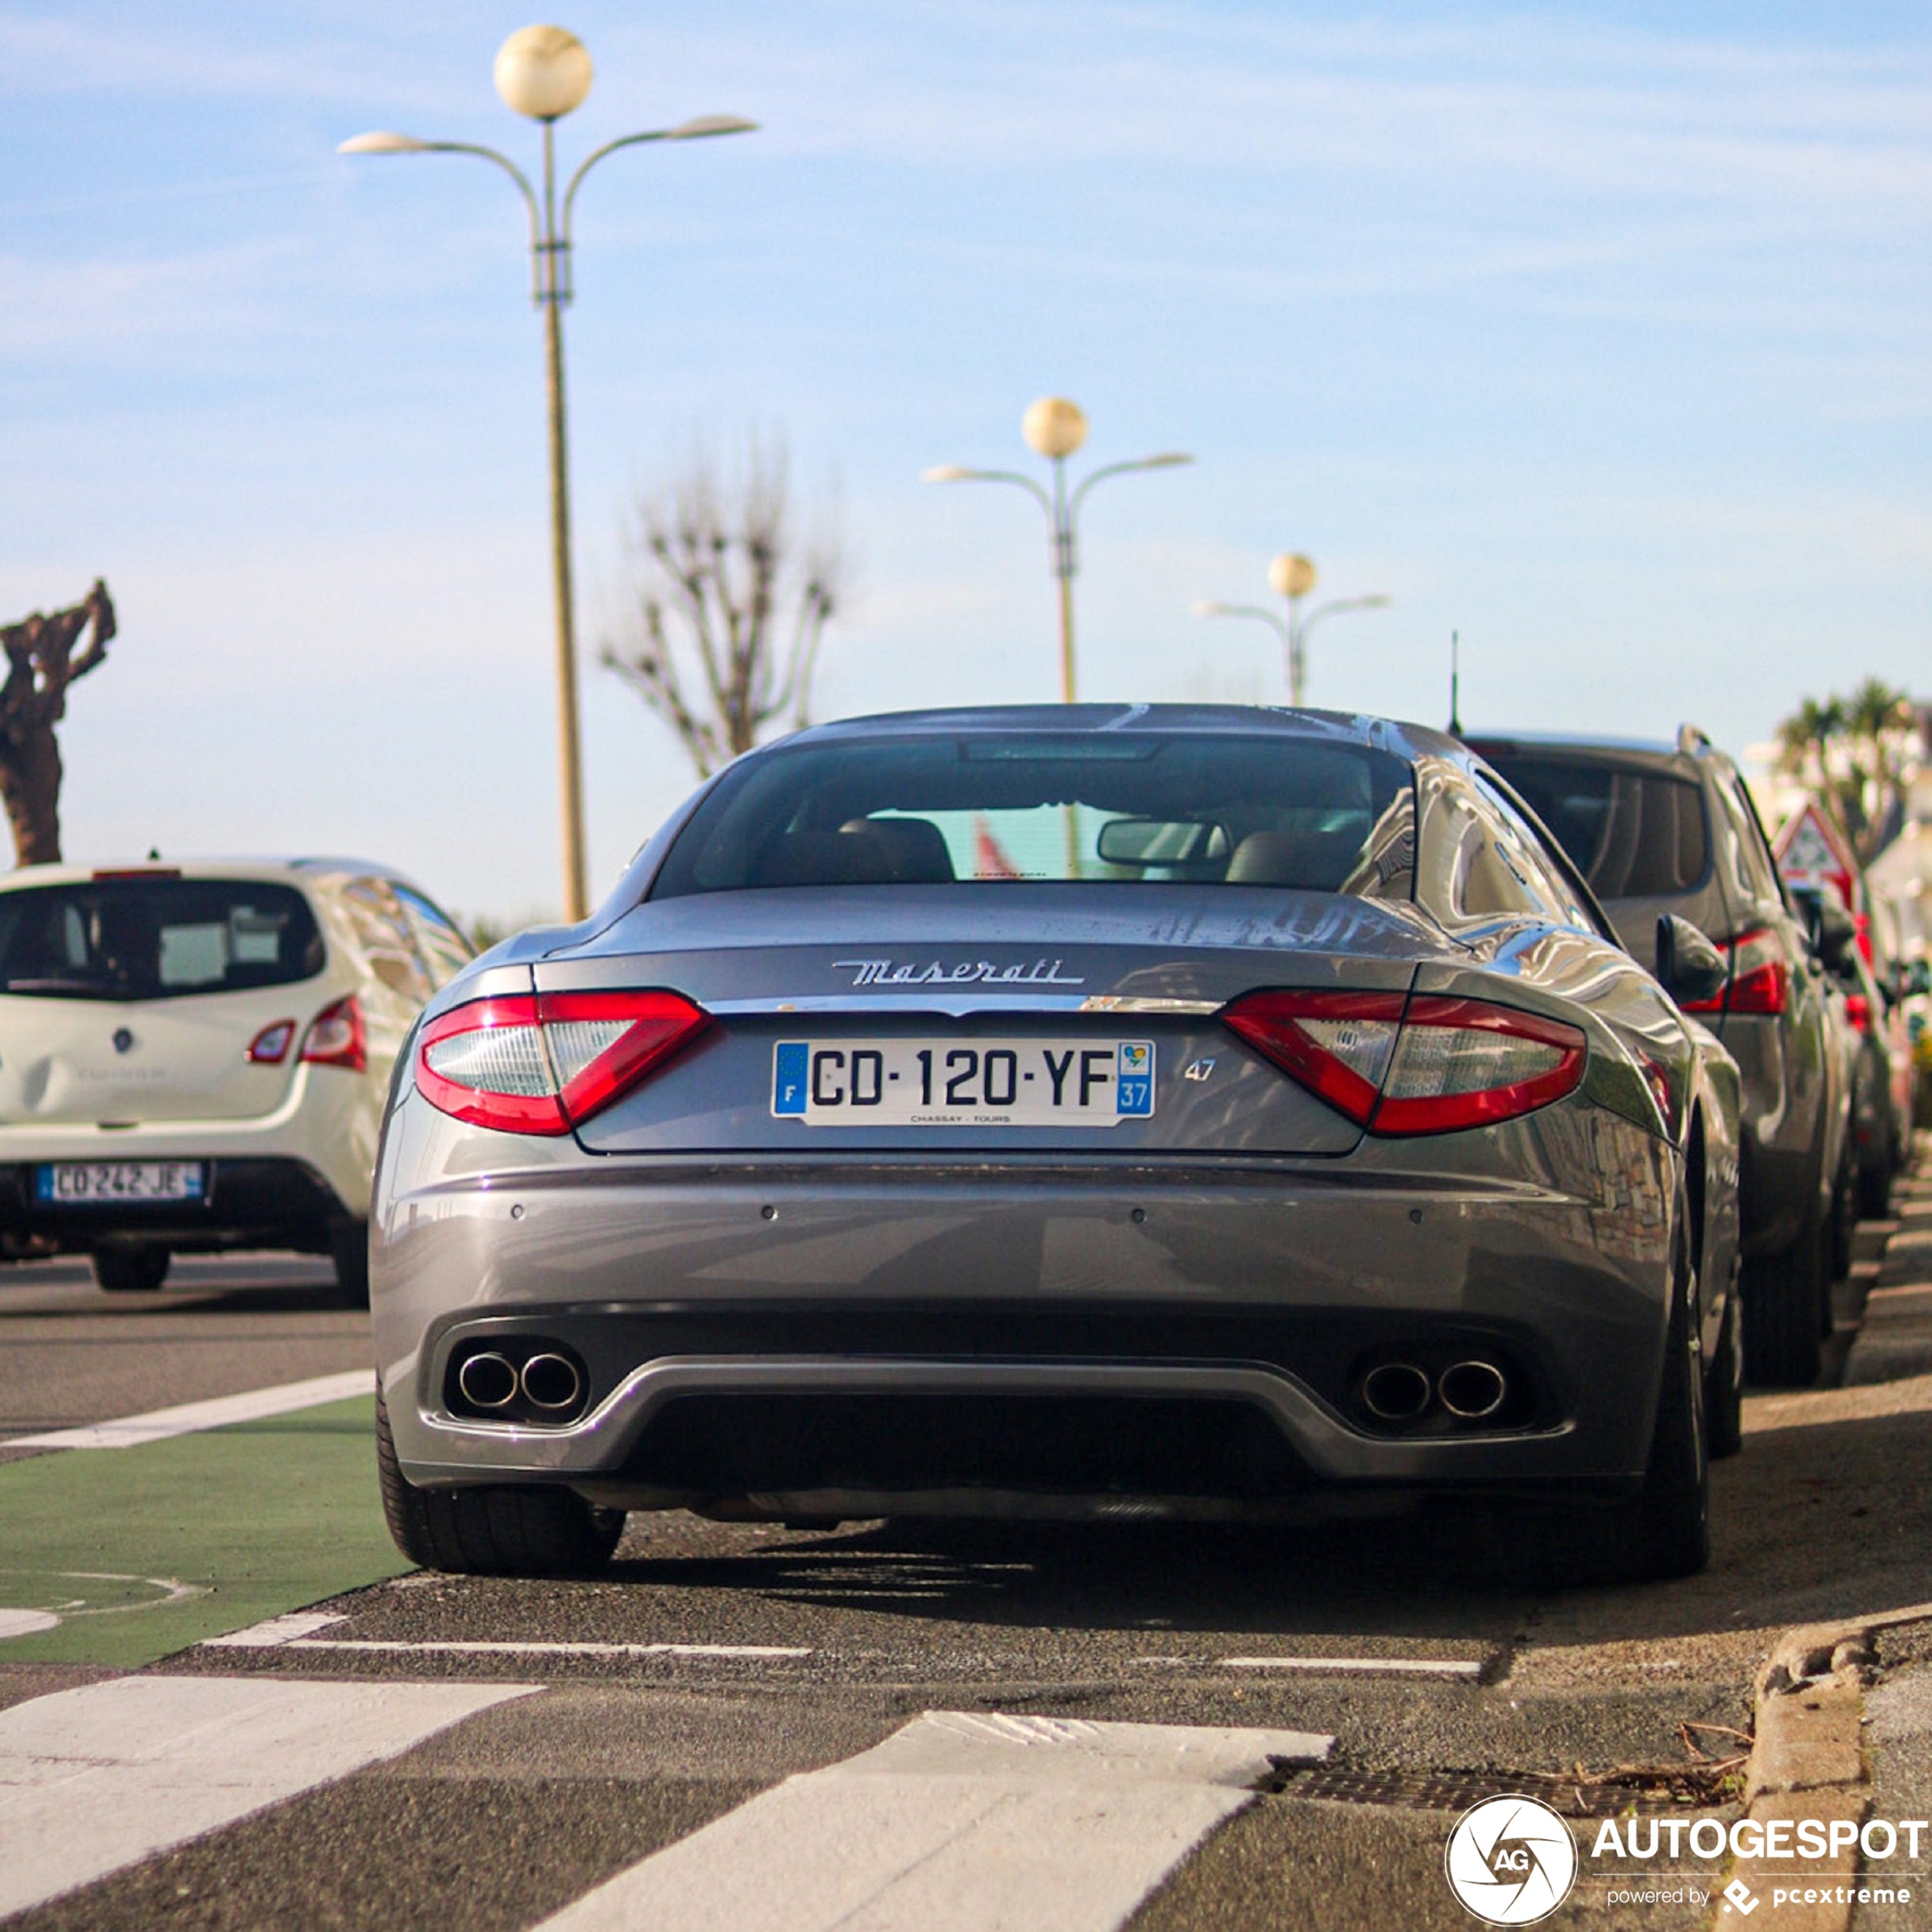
xmin=36 ymin=1161 xmax=206 ymax=1205
xmin=773 ymin=1039 xmax=1155 ymax=1126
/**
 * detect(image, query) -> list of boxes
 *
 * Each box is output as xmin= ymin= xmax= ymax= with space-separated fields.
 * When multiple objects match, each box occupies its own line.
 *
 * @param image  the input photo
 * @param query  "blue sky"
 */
xmin=3 ymin=2 xmax=1928 ymax=918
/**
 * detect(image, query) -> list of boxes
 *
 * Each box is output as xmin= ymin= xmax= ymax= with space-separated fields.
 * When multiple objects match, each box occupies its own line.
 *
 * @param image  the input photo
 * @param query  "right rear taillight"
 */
xmin=415 ymin=990 xmax=713 ymax=1136
xmin=1219 ymin=991 xmax=1404 ymax=1123
xmin=1679 ymin=925 xmax=1790 ymax=1018
xmin=1726 ymin=927 xmax=1790 ymax=1016
xmin=301 ymin=993 xmax=367 ymax=1072
xmin=1222 ymin=989 xmax=1585 ymax=1136
xmin=1372 ymin=998 xmax=1587 ymax=1135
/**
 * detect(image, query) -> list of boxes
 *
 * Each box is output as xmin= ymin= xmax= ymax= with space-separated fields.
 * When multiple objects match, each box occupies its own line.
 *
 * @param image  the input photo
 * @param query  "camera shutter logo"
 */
xmin=1443 ymin=1794 xmax=1578 ymax=1924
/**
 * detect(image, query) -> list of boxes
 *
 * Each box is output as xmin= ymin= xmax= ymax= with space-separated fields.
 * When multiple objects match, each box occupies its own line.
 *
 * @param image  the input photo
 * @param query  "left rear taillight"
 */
xmin=300 ymin=994 xmax=366 ymax=1072
xmin=1222 ymin=990 xmax=1586 ymax=1136
xmin=246 ymin=1018 xmax=297 ymax=1065
xmin=415 ymin=990 xmax=713 ymax=1136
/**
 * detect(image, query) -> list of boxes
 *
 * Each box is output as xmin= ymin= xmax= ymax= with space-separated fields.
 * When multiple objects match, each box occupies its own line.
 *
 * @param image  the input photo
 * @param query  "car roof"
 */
xmin=1463 ymin=729 xmax=1719 ymax=778
xmin=0 ymin=857 xmax=428 ymax=896
xmin=777 ymin=702 xmax=1463 ymax=762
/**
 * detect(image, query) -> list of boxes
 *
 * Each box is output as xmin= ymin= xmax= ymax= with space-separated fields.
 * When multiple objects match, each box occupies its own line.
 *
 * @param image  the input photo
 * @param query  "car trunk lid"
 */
xmin=533 ymin=886 xmax=1452 ymax=1156
xmin=0 ymin=987 xmax=313 ymax=1125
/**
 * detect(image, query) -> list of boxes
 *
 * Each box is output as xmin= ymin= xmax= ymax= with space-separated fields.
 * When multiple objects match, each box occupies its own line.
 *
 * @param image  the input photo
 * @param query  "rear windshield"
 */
xmin=1474 ymin=755 xmax=1709 ymax=898
xmin=0 ymin=879 xmax=325 ymax=1002
xmin=651 ymin=735 xmax=1415 ymax=898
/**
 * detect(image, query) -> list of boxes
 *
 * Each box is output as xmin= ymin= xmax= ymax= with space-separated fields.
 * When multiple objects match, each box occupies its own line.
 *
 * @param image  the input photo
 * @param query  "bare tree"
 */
xmin=0 ymin=580 xmax=116 ymax=866
xmin=602 ymin=438 xmax=844 ymax=777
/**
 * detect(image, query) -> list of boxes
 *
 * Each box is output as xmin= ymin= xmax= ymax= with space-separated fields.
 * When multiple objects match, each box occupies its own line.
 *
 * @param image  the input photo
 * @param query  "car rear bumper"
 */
xmin=373 ymin=1149 xmax=1678 ymax=1511
xmin=0 ymin=1061 xmax=379 ymax=1225
xmin=0 ymin=1156 xmax=355 ymax=1257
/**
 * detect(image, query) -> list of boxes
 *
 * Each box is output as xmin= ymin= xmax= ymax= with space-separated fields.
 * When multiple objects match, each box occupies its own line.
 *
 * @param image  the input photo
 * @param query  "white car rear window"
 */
xmin=0 ymin=879 xmax=324 ymax=1002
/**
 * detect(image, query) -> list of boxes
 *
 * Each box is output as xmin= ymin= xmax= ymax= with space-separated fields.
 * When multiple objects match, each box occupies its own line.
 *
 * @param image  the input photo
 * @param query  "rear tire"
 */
xmin=375 ymin=1390 xmax=624 ymax=1576
xmin=1827 ymin=1153 xmax=1856 ymax=1285
xmin=1740 ymin=1202 xmax=1827 ymax=1388
xmin=1858 ymin=1148 xmax=1893 ymax=1222
xmin=331 ymin=1222 xmax=370 ymax=1310
xmin=1705 ymin=1277 xmax=1743 ymax=1461
xmin=91 ymin=1246 xmax=170 ymax=1294
xmin=1542 ymin=1250 xmax=1709 ymax=1587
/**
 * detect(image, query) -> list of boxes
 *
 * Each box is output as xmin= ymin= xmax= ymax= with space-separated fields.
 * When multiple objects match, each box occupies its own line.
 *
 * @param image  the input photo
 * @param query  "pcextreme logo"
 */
xmin=1444 ymin=1794 xmax=1579 ymax=1924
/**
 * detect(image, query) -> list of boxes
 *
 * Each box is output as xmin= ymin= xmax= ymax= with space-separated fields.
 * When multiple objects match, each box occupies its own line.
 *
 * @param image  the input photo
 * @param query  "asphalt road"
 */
xmin=2 ymin=1180 xmax=1927 ymax=1931
xmin=0 ymin=1254 xmax=367 ymax=1453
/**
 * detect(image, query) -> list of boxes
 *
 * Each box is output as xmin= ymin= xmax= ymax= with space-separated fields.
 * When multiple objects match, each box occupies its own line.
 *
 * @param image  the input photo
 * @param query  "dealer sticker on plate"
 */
xmin=773 ymin=1038 xmax=1155 ymax=1126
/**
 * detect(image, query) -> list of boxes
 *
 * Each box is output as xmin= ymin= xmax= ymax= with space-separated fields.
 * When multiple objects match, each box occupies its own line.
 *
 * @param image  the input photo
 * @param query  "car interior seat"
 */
xmin=1224 ymin=829 xmax=1364 ymax=891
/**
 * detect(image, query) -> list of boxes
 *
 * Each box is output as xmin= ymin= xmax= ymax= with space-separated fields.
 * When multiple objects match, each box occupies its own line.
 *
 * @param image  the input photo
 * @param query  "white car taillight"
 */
xmin=245 ymin=1019 xmax=297 ymax=1065
xmin=301 ymin=993 xmax=367 ymax=1072
xmin=415 ymin=990 xmax=713 ymax=1136
xmin=1222 ymin=990 xmax=1585 ymax=1135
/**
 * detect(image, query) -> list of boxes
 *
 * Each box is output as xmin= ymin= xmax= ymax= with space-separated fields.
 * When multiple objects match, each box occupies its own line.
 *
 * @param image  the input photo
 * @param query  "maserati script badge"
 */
xmin=832 ymin=958 xmax=1085 ymax=989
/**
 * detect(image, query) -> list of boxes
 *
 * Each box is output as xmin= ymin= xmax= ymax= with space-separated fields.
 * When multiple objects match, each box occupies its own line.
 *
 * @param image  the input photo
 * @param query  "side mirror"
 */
xmin=1656 ymin=914 xmax=1728 ymax=1008
xmin=1811 ymin=895 xmax=1858 ymax=971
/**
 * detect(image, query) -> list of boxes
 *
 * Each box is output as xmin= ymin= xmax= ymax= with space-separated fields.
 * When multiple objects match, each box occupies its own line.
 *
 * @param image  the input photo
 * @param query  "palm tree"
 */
xmin=1775 ymin=681 xmax=1919 ymax=863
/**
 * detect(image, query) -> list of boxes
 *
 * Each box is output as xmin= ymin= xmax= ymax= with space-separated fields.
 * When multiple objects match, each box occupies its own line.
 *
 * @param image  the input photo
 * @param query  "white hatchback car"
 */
xmin=0 ymin=859 xmax=472 ymax=1302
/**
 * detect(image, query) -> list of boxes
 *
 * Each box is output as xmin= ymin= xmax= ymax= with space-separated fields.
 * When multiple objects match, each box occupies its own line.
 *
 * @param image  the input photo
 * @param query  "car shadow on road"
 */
xmin=1539 ymin=1375 xmax=1932 ymax=1649
xmin=587 ymin=1373 xmax=1932 ymax=1649
xmin=601 ymin=1508 xmax=1527 ymax=1643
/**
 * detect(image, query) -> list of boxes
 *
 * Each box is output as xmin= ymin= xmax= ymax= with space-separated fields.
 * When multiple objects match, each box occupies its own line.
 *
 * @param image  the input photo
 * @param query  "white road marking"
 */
xmin=1218 ymin=1654 xmax=1486 ymax=1679
xmin=0 ymin=1673 xmax=535 ymax=1918
xmin=240 ymin=1638 xmax=812 ymax=1660
xmin=202 ymin=1612 xmax=351 ymax=1648
xmin=3 ymin=1369 xmax=375 ymax=1451
xmin=1126 ymin=1653 xmax=1484 ymax=1679
xmin=534 ymin=1710 xmax=1333 ymax=1932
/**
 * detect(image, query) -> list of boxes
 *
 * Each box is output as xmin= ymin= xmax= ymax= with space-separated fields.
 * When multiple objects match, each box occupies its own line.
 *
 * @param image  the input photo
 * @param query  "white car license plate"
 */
xmin=772 ymin=1039 xmax=1155 ymax=1126
xmin=37 ymin=1161 xmax=206 ymax=1205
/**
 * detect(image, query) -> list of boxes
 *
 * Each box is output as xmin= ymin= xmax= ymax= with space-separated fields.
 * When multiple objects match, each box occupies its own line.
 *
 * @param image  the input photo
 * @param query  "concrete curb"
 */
xmin=1717 ymin=1154 xmax=1931 ymax=1929
xmin=1715 ymin=1624 xmax=1893 ymax=1932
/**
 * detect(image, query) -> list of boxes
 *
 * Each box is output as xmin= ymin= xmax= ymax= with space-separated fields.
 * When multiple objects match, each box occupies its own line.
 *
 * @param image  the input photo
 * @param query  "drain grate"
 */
xmin=1266 ymin=1764 xmax=1737 ymax=1818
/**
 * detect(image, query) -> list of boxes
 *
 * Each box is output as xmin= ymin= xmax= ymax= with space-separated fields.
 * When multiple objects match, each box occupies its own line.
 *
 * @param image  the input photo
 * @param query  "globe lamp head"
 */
xmin=1269 ymin=553 xmax=1317 ymax=599
xmin=494 ymin=25 xmax=593 ymax=120
xmin=1022 ymin=397 xmax=1088 ymax=460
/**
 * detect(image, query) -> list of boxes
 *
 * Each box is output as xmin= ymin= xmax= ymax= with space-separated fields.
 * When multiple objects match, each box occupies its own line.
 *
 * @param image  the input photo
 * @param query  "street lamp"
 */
xmin=925 ymin=398 xmax=1192 ymax=704
xmin=1193 ymin=552 xmax=1390 ymax=706
xmin=340 ymin=26 xmax=755 ymax=922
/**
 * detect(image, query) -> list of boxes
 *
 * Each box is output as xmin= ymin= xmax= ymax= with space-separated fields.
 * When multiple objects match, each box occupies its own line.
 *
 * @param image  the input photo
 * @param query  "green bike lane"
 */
xmin=0 ymin=1395 xmax=409 ymax=1669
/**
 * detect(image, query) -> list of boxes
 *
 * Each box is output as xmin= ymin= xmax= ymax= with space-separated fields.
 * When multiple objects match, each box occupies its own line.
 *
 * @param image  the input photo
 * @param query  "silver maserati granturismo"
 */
xmin=370 ymin=705 xmax=1742 ymax=1585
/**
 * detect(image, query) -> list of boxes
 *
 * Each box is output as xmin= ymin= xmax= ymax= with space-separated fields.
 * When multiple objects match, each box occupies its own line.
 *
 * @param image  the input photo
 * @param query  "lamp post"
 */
xmin=925 ymin=398 xmax=1192 ymax=704
xmin=341 ymin=26 xmax=755 ymax=922
xmin=1194 ymin=553 xmax=1390 ymax=706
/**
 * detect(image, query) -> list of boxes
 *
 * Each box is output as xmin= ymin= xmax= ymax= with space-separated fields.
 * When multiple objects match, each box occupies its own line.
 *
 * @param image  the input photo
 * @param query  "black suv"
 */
xmin=1470 ymin=727 xmax=1853 ymax=1386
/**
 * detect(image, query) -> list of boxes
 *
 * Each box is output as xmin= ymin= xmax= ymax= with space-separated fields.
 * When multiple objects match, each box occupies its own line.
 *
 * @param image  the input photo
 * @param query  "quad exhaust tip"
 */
xmin=456 ymin=1351 xmax=519 ymax=1410
xmin=520 ymin=1352 xmax=583 ymax=1412
xmin=1437 ymin=1359 xmax=1508 ymax=1421
xmin=1360 ymin=1362 xmax=1433 ymax=1422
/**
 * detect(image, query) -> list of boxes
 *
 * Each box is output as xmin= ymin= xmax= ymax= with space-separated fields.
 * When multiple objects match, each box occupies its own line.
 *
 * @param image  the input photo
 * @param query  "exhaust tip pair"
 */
xmin=1359 ymin=1358 xmax=1508 ymax=1426
xmin=453 ymin=1346 xmax=585 ymax=1421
